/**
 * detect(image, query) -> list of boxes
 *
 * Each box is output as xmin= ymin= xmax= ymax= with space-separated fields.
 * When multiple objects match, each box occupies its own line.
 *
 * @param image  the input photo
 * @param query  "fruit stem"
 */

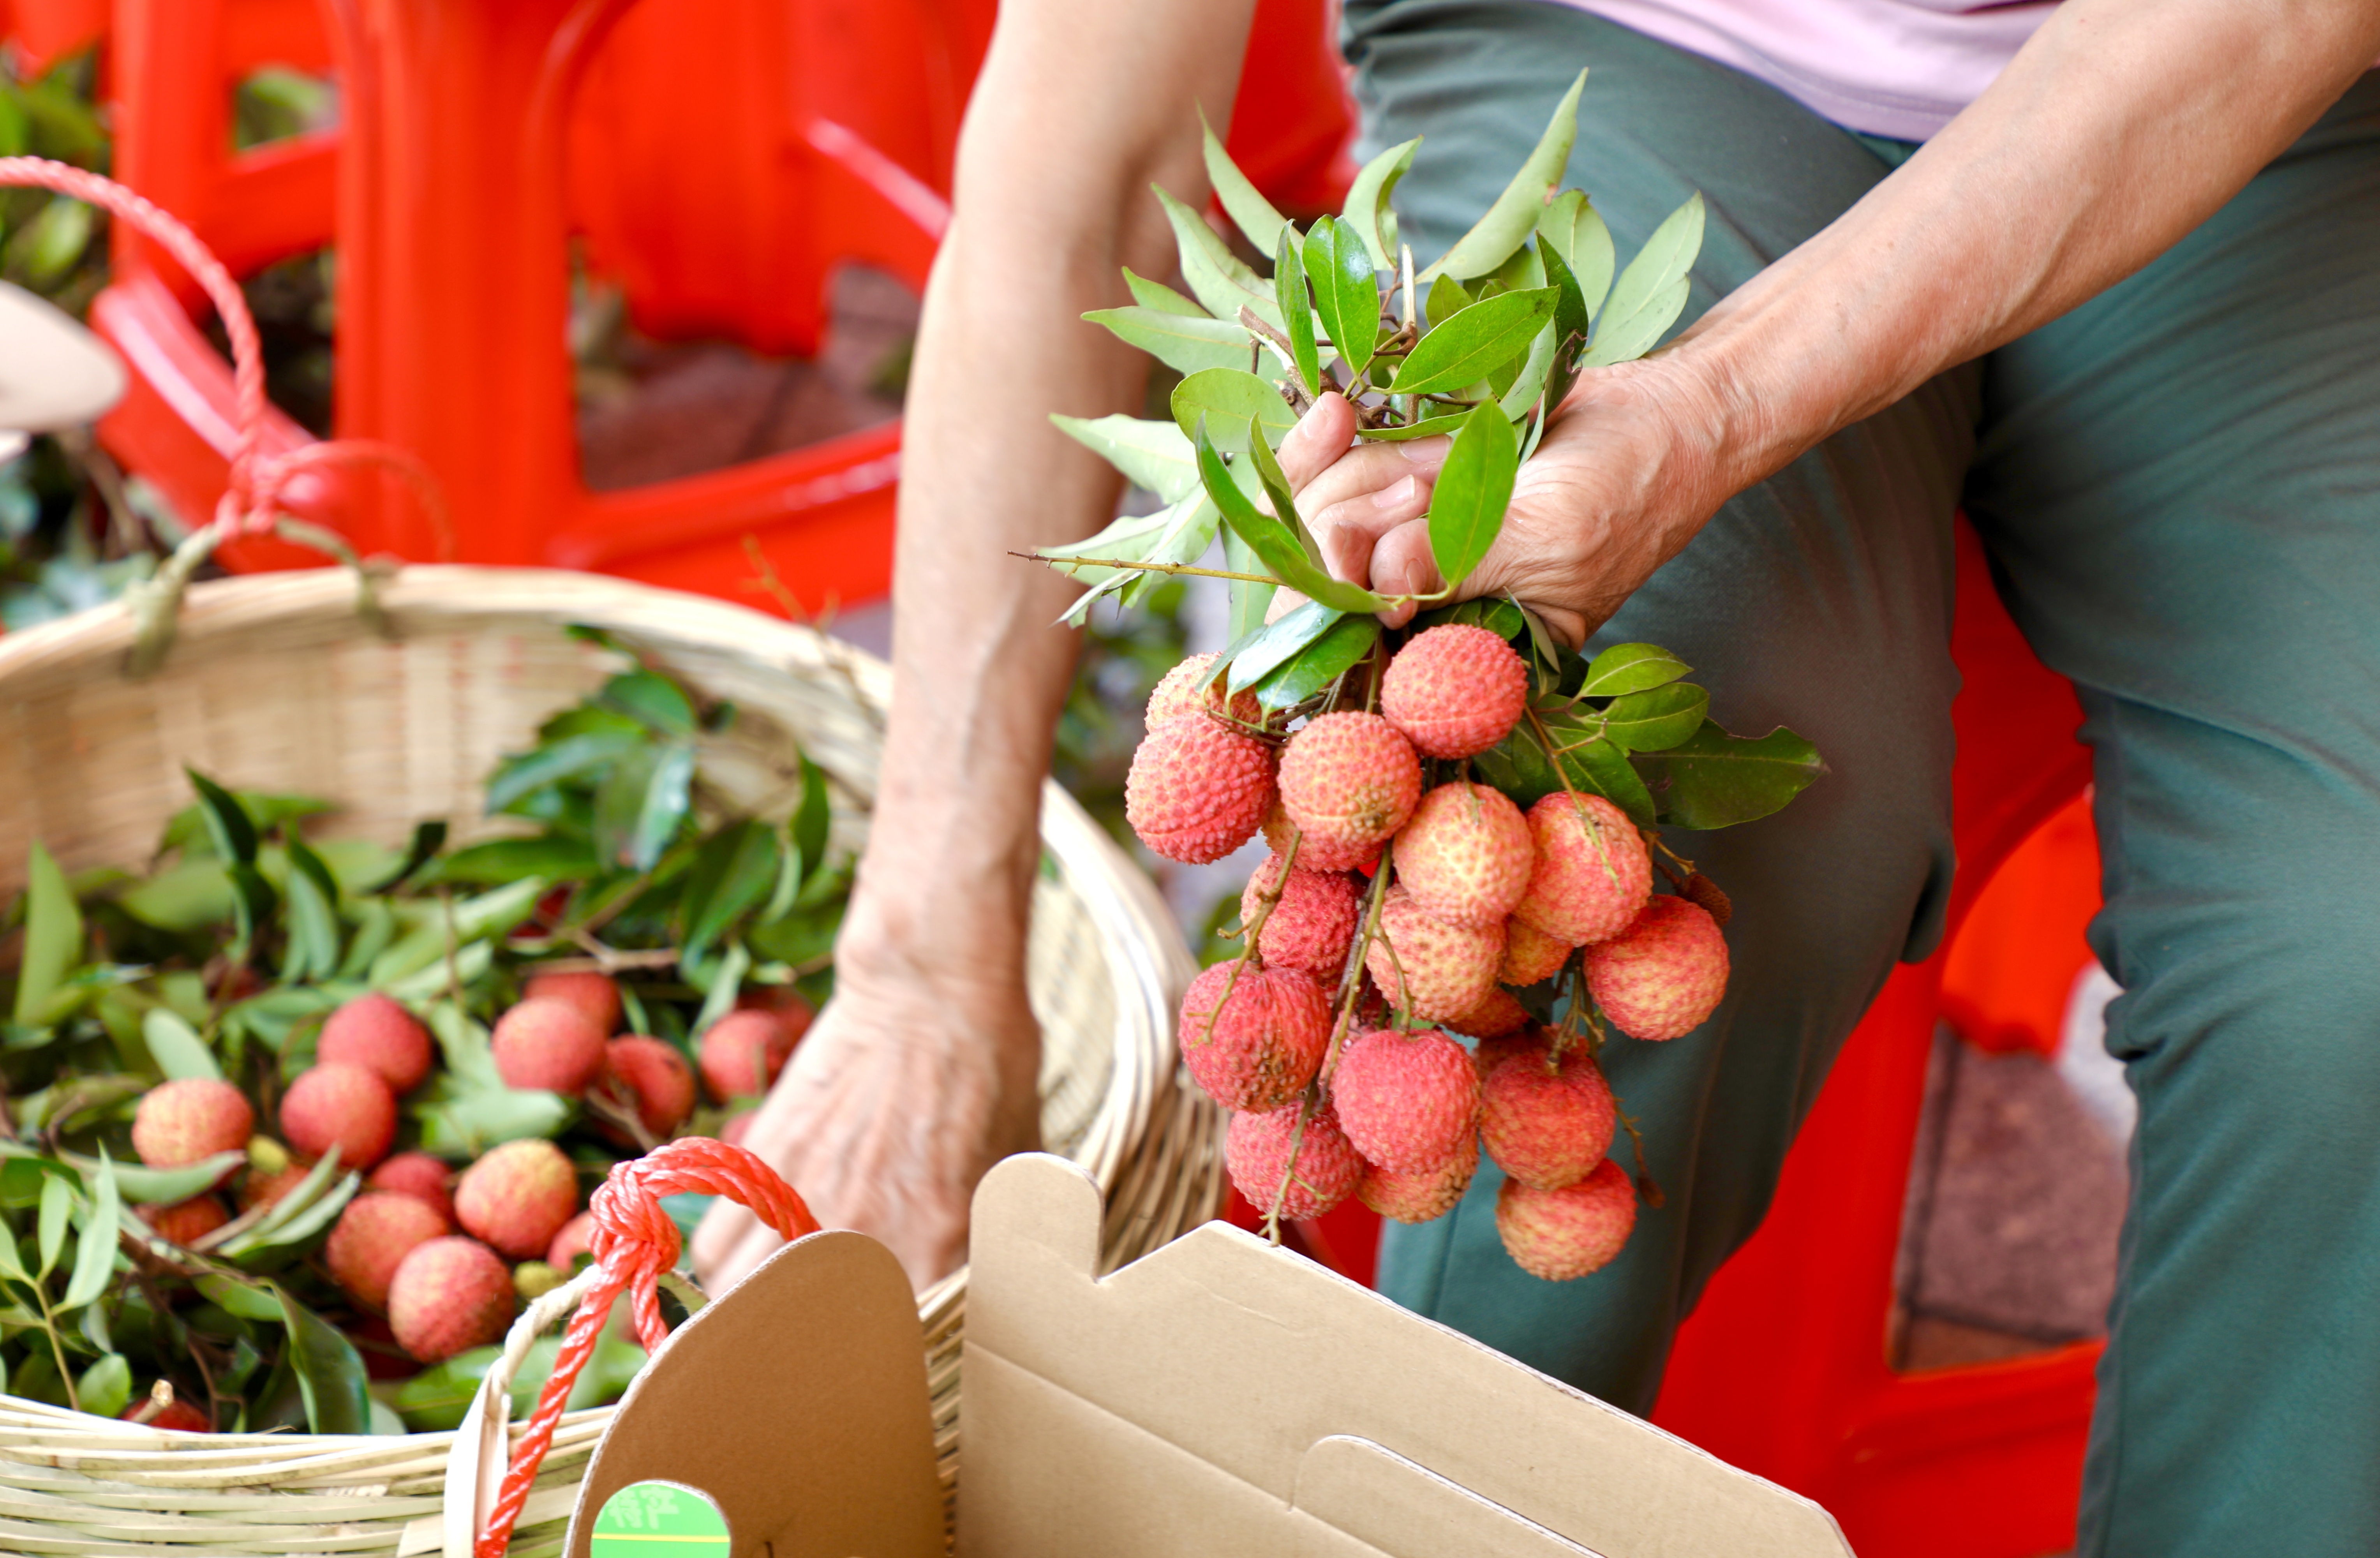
xmin=1192 ymin=832 xmax=1304 ymax=1054
xmin=1013 ymin=552 xmax=1282 ymax=587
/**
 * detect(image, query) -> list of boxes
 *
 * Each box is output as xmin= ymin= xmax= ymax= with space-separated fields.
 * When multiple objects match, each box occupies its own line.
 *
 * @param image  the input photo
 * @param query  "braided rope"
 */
xmin=474 ymin=1138 xmax=819 ymax=1558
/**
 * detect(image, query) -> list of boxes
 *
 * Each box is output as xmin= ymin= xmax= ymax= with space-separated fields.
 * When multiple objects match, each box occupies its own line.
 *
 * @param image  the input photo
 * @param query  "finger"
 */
xmin=1277 ymin=392 xmax=1358 ymax=490
xmin=1293 ymin=434 xmax=1453 ymax=516
xmin=1309 ymin=473 xmax=1432 ymax=583
xmin=1366 ymin=518 xmax=1446 ymax=628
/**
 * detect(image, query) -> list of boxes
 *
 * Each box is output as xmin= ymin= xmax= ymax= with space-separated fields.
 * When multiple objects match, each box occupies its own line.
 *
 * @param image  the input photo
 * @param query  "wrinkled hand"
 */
xmin=1280 ymin=360 xmax=1737 ymax=646
xmin=691 ymin=964 xmax=1041 ymax=1295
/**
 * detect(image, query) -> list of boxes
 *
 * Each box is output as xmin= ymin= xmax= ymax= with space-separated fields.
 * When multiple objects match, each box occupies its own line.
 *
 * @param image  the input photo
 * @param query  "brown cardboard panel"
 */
xmin=959 ymin=1154 xmax=1854 ymax=1558
xmin=563 ymin=1230 xmax=944 ymax=1558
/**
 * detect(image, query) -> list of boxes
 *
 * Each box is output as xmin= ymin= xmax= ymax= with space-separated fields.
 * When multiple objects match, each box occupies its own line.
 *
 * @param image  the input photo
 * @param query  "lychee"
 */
xmin=453 ymin=1138 xmax=578 ymax=1260
xmin=1380 ymin=624 xmax=1528 ymax=759
xmin=1357 ymin=1147 xmax=1478 ymax=1224
xmin=326 ymin=1190 xmax=449 ymax=1311
xmin=1240 ymin=855 xmax=1359 ymax=976
xmin=1481 ymin=1046 xmax=1616 ymax=1190
xmin=387 ymin=1236 xmax=515 ymax=1362
xmin=1583 ymin=895 xmax=1729 ymax=1042
xmin=548 ymin=1209 xmax=596 ymax=1270
xmin=1226 ymin=1101 xmax=1362 ymax=1220
xmin=1513 ymin=792 xmax=1652 ymax=948
xmin=1262 ymin=800 xmax=1382 ymax=873
xmin=698 ymin=1010 xmax=797 ymax=1102
xmin=1496 ymin=1159 xmax=1636 ymax=1280
xmin=514 ymin=1260 xmax=564 ymax=1300
xmin=522 ymin=969 xmax=621 ymax=1036
xmin=1365 ymin=886 xmax=1504 ymax=1023
xmin=1394 ymin=782 xmax=1532 ymax=929
xmin=594 ymin=1035 xmax=696 ymax=1139
xmin=1176 ymin=962 xmax=1331 ymax=1112
xmin=131 ymin=1079 xmax=254 ymax=1175
xmin=316 ymin=994 xmax=434 ymax=1094
xmin=1500 ymin=915 xmax=1572 ymax=986
xmin=1146 ymin=652 xmax=1262 ymax=730
xmin=491 ymin=998 xmax=606 ymax=1095
xmin=1276 ymin=712 xmax=1421 ymax=861
xmin=1329 ymin=1027 xmax=1481 ymax=1175
xmin=1449 ymin=986 xmax=1530 ymax=1040
xmin=279 ymin=1063 xmax=397 ymax=1169
xmin=366 ymin=1151 xmax=455 ymax=1225
xmin=1125 ymin=714 xmax=1276 ymax=865
xmin=1473 ymin=1024 xmax=1547 ymax=1080
xmin=736 ymin=984 xmax=815 ymax=1044
xmin=121 ymin=1383 xmax=211 ymax=1433
xmin=137 ymin=1195 xmax=229 ymax=1248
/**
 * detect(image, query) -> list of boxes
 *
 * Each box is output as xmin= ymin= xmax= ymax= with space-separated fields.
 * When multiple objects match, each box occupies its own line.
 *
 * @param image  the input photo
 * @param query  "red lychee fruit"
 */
xmin=720 ymin=1110 xmax=756 ymax=1147
xmin=1357 ymin=1147 xmax=1478 ymax=1224
xmin=453 ymin=1138 xmax=578 ymax=1260
xmin=1473 ymin=1024 xmax=1548 ymax=1081
xmin=1329 ymin=1027 xmax=1481 ymax=1175
xmin=491 ymin=998 xmax=606 ymax=1095
xmin=1176 ymin=962 xmax=1331 ymax=1112
xmin=698 ymin=1010 xmax=797 ymax=1102
xmin=1125 ymin=714 xmax=1276 ymax=864
xmin=1449 ymin=986 xmax=1530 ymax=1040
xmin=121 ymin=1384 xmax=211 ymax=1432
xmin=1145 ymin=652 xmax=1263 ymax=730
xmin=317 ymin=993 xmax=434 ymax=1094
xmin=1513 ymin=793 xmax=1652 ymax=947
xmin=1380 ymin=624 xmax=1528 ymax=759
xmin=594 ymin=1035 xmax=696 ymax=1139
xmin=1262 ymin=799 xmax=1382 ymax=873
xmin=326 ymin=1190 xmax=449 ymax=1312
xmin=387 ymin=1236 xmax=515 ymax=1362
xmin=239 ymin=1163 xmax=312 ymax=1214
xmin=736 ymin=984 xmax=815 ymax=1045
xmin=1481 ymin=1047 xmax=1617 ymax=1190
xmin=1394 ymin=782 xmax=1532 ymax=929
xmin=1500 ymin=916 xmax=1572 ymax=986
xmin=279 ymin=1063 xmax=397 ymax=1169
xmin=548 ymin=1209 xmax=596 ymax=1271
xmin=1226 ymin=1100 xmax=1363 ymax=1220
xmin=1497 ymin=1158 xmax=1637 ymax=1280
xmin=137 ymin=1195 xmax=229 ymax=1248
xmin=1277 ymin=712 xmax=1421 ymax=862
xmin=522 ymin=969 xmax=622 ymax=1036
xmin=1240 ymin=854 xmax=1359 ymax=976
xmin=131 ymin=1079 xmax=254 ymax=1175
xmin=366 ymin=1151 xmax=455 ymax=1225
xmin=1365 ymin=885 xmax=1504 ymax=1023
xmin=1583 ymin=895 xmax=1729 ymax=1042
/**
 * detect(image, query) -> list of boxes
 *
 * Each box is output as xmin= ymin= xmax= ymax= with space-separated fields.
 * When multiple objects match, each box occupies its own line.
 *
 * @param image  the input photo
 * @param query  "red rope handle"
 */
xmin=475 ymin=1138 xmax=820 ymax=1558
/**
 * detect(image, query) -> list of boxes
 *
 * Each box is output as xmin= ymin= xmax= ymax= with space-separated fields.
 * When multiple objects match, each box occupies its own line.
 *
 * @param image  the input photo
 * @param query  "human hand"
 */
xmin=1278 ymin=360 xmax=1740 ymax=646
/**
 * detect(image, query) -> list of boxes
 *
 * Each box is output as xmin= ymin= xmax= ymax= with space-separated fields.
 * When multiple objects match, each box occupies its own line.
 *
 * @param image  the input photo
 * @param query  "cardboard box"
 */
xmin=560 ymin=1154 xmax=1854 ymax=1557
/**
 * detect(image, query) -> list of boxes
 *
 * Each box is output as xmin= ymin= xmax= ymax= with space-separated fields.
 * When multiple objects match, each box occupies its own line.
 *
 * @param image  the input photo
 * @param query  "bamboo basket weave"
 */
xmin=0 ymin=565 xmax=1226 ymax=1556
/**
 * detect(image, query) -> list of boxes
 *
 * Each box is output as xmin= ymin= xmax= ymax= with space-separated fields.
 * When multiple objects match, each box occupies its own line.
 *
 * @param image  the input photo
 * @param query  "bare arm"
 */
xmin=695 ymin=0 xmax=1255 ymax=1290
xmin=1299 ymin=0 xmax=2380 ymax=640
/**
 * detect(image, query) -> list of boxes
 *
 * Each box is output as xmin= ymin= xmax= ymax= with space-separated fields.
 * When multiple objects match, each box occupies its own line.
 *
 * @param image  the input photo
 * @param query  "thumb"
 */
xmin=1276 ymin=392 xmax=1358 ymax=492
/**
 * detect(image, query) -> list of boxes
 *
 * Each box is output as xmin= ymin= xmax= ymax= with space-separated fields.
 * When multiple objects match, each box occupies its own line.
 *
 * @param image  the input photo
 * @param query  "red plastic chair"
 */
xmin=0 ymin=0 xmax=108 ymax=75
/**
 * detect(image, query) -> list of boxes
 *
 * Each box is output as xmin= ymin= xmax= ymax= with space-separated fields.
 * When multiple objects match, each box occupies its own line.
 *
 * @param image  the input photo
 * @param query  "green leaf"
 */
xmin=1152 ymin=185 xmax=1281 ymax=332
xmin=1122 ymin=266 xmax=1207 ymax=317
xmin=1581 ymin=642 xmax=1691 ymax=696
xmin=1549 ymin=726 xmax=1662 ymax=824
xmin=1050 ymin=414 xmax=1199 ymax=503
xmin=115 ymin=859 xmax=236 ymax=932
xmin=1425 ymin=402 xmax=1520 ymax=590
xmin=414 ymin=1079 xmax=570 ymax=1155
xmin=791 ymin=756 xmax=831 ymax=885
xmin=1301 ymin=217 xmax=1380 ymax=381
xmin=369 ymin=819 xmax=449 ymax=894
xmin=1222 ymin=529 xmax=1274 ymax=642
xmin=280 ymin=835 xmax=343 ymax=982
xmin=1171 ymin=369 xmax=1296 ymax=453
xmin=13 ymin=840 xmax=81 ymax=1026
xmin=1496 ymin=323 xmax=1560 ymax=421
xmin=14 ymin=196 xmax=93 ymax=289
xmin=76 ymin=1353 xmax=132 ymax=1420
xmin=1225 ymin=601 xmax=1343 ymax=695
xmin=1243 ymin=421 xmax=1320 ymax=559
xmin=1537 ymin=190 xmax=1615 ymax=321
xmin=1637 ymin=721 xmax=1827 ymax=830
xmin=1341 ymin=137 xmax=1419 ymax=273
xmin=1196 ymin=420 xmax=1393 ymax=615
xmin=1201 ymin=108 xmax=1289 ymax=256
xmin=1356 ymin=413 xmax=1470 ymax=443
xmin=1414 ymin=596 xmax=1528 ymax=641
xmin=1389 ymin=287 xmax=1557 ymax=395
xmin=1581 ymin=192 xmax=1704 ymax=369
xmin=1422 ymin=70 xmax=1585 ymax=282
xmin=1254 ymin=614 xmax=1380 ymax=710
xmin=278 ymin=1288 xmax=374 ymax=1434
xmin=141 ymin=1008 xmax=220 ymax=1082
xmin=690 ymin=940 xmax=751 ymax=1032
xmin=62 ymin=1153 xmax=120 ymax=1311
xmin=1082 ymin=306 xmax=1257 ymax=378
xmin=1275 ymin=226 xmax=1321 ymax=399
xmin=1424 ymin=273 xmax=1472 ymax=330
xmin=485 ymin=731 xmax=643 ymax=815
xmin=453 ymin=876 xmax=551 ymax=941
xmin=1602 ymin=682 xmax=1711 ymax=751
xmin=196 ymin=1272 xmax=284 ymax=1322
xmin=600 ymin=669 xmax=698 ymax=736
xmin=37 ymin=1174 xmax=71 ymax=1278
xmin=679 ymin=820 xmax=780 ymax=959
xmin=430 ymin=835 xmax=599 ymax=886
xmin=183 ymin=769 xmax=261 ymax=864
xmin=94 ymin=1152 xmax=244 ymax=1204
xmin=1533 ymin=237 xmax=1592 ymax=418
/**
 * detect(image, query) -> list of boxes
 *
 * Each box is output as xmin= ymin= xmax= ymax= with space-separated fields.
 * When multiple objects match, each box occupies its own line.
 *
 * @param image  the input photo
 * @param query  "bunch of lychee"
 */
xmin=1127 ymin=625 xmax=1732 ymax=1282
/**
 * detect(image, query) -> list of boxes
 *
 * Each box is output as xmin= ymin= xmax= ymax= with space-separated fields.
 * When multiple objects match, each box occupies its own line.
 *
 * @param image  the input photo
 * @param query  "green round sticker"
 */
xmin=590 ymin=1480 xmax=730 ymax=1556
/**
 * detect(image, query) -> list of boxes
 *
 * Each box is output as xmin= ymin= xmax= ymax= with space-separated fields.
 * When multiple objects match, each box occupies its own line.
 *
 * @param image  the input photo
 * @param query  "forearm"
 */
xmin=1672 ymin=0 xmax=2380 ymax=487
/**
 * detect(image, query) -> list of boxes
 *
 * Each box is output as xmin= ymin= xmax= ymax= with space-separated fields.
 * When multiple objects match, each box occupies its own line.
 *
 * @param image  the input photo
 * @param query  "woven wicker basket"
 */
xmin=0 ymin=565 xmax=1224 ymax=1556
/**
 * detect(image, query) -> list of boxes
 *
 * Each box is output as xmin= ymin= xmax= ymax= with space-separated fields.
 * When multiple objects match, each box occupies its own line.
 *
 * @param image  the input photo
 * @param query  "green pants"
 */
xmin=1342 ymin=5 xmax=2380 ymax=1552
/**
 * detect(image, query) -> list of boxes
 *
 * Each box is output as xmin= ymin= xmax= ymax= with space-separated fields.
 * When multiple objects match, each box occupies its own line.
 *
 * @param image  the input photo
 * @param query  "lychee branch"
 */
xmin=1015 ymin=553 xmax=1283 ymax=587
